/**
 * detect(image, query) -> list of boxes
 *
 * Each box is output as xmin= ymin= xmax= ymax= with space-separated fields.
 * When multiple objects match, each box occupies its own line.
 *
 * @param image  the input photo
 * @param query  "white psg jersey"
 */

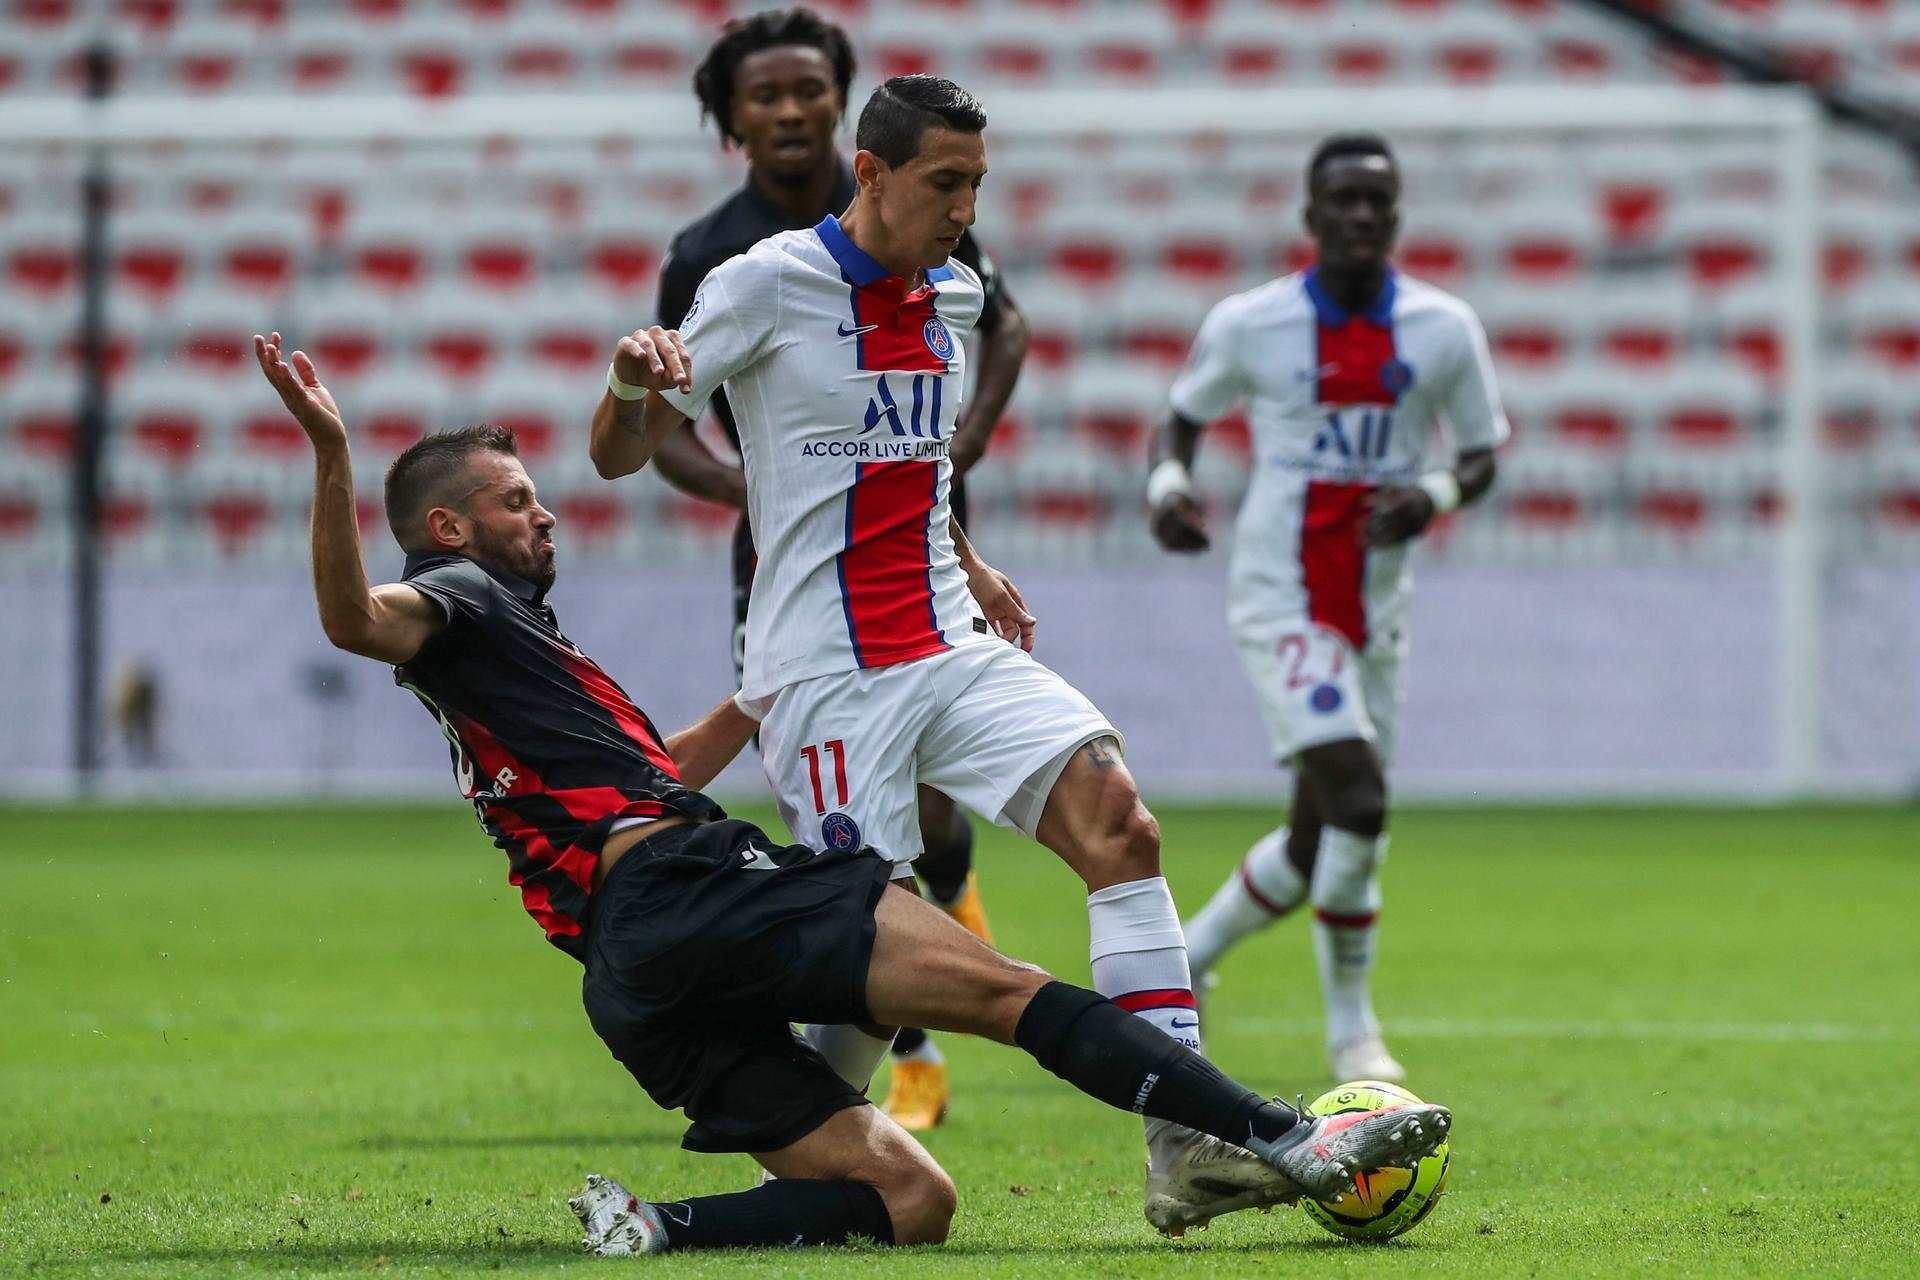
xmin=660 ymin=216 xmax=991 ymax=699
xmin=1169 ymin=267 xmax=1509 ymax=652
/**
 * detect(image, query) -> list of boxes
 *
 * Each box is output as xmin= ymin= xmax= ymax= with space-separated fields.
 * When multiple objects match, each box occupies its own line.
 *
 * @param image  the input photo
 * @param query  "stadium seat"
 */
xmin=602 ymin=8 xmax=702 ymax=85
xmin=7 ymin=212 xmax=80 ymax=299
xmin=1532 ymin=368 xmax=1645 ymax=450
xmin=1479 ymin=287 xmax=1585 ymax=372
xmin=3 ymin=376 xmax=81 ymax=461
xmin=213 ymin=207 xmax=310 ymax=296
xmin=1670 ymin=204 xmax=1773 ymax=289
xmin=450 ymin=208 xmax=549 ymax=293
xmin=1393 ymin=210 xmax=1477 ymax=287
xmin=296 ymin=286 xmax=398 ymax=383
xmin=459 ymin=369 xmax=575 ymax=460
xmin=339 ymin=206 xmax=437 ymax=295
xmin=350 ymin=367 xmax=449 ymax=454
xmin=280 ymin=11 xmax=380 ymax=91
xmin=386 ymin=11 xmax=478 ymax=97
xmin=1650 ymin=365 xmax=1768 ymax=448
xmin=1591 ymin=283 xmax=1691 ymax=371
xmin=1710 ymin=281 xmax=1782 ymax=380
xmin=1852 ymin=280 xmax=1920 ymax=370
xmin=413 ymin=293 xmax=516 ymax=384
xmin=520 ymin=290 xmax=626 ymax=376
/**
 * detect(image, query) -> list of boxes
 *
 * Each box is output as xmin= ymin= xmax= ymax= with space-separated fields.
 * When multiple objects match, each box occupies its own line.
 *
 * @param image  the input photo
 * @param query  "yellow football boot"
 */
xmin=938 ymin=872 xmax=994 ymax=946
xmin=882 ymin=1059 xmax=950 ymax=1132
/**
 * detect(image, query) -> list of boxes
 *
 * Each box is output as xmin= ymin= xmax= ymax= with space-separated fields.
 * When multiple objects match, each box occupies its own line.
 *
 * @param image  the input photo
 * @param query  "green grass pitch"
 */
xmin=4 ymin=801 xmax=1918 ymax=1277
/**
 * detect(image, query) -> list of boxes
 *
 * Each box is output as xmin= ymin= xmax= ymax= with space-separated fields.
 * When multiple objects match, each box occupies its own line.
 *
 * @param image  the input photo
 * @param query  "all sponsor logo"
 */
xmin=821 ymin=811 xmax=862 ymax=852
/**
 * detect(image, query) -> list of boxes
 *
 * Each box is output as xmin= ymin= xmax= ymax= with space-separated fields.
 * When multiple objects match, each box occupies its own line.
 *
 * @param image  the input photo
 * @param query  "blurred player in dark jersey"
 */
xmin=651 ymin=7 xmax=1030 ymax=1130
xmin=252 ymin=330 xmax=1449 ymax=1258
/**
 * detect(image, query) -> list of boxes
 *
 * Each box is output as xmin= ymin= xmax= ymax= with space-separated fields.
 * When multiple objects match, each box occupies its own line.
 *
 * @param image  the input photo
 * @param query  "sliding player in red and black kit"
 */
xmin=254 ymin=329 xmax=1448 ymax=1256
xmin=651 ymin=8 xmax=1030 ymax=1130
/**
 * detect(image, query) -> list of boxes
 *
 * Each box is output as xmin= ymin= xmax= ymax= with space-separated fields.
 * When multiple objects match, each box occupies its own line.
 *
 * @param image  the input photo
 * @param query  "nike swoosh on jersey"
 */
xmin=837 ymin=322 xmax=880 ymax=337
xmin=1294 ymin=363 xmax=1343 ymax=381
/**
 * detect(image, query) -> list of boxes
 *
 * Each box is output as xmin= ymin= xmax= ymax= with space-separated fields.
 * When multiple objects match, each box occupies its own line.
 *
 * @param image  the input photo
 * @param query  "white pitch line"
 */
xmin=1231 ymin=1017 xmax=1920 ymax=1044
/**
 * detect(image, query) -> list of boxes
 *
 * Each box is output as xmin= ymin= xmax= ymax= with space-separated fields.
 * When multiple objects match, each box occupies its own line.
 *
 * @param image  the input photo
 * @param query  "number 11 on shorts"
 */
xmin=800 ymin=740 xmax=849 ymax=814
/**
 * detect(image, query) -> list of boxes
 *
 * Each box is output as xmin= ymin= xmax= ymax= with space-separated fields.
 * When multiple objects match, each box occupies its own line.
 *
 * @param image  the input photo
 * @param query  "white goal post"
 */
xmin=1 ymin=84 xmax=1829 ymax=795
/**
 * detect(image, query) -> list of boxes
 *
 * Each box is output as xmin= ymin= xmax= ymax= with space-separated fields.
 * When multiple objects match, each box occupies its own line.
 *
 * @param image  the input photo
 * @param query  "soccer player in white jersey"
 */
xmin=1149 ymin=134 xmax=1506 ymax=1084
xmin=587 ymin=75 xmax=1295 ymax=1237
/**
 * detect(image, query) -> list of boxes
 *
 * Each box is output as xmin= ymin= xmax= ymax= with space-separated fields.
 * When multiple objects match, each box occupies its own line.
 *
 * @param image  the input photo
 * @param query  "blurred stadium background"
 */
xmin=3 ymin=0 xmax=1918 ymax=802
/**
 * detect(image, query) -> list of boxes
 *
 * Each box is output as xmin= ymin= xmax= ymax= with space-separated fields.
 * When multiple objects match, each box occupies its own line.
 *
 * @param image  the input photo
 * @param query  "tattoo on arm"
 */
xmin=1081 ymin=736 xmax=1122 ymax=769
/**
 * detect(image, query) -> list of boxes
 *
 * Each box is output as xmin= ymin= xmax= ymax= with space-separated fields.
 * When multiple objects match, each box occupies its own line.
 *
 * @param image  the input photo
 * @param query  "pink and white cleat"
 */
xmin=568 ymin=1172 xmax=668 ymax=1256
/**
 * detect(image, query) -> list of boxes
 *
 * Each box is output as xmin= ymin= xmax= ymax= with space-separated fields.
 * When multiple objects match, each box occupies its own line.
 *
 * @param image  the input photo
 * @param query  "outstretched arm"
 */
xmin=662 ymin=695 xmax=761 ymax=792
xmin=588 ymin=326 xmax=697 ymax=480
xmin=1147 ymin=411 xmax=1210 ymax=553
xmin=254 ymin=333 xmax=443 ymax=664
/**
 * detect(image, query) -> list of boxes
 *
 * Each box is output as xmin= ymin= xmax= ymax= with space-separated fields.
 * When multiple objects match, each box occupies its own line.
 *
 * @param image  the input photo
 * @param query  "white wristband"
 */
xmin=1146 ymin=458 xmax=1194 ymax=508
xmin=607 ymin=359 xmax=650 ymax=402
xmin=732 ymin=689 xmax=764 ymax=722
xmin=1416 ymin=469 xmax=1462 ymax=515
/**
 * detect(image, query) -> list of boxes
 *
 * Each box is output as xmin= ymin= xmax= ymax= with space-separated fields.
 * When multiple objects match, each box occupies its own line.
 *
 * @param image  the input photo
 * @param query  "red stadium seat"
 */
xmin=216 ymin=209 xmax=308 ymax=294
xmin=1050 ymin=238 xmax=1123 ymax=287
xmin=111 ymin=212 xmax=198 ymax=302
xmin=341 ymin=210 xmax=433 ymax=294
xmin=203 ymin=492 xmax=274 ymax=554
xmin=557 ymin=492 xmax=627 ymax=545
xmin=237 ymin=407 xmax=310 ymax=458
xmin=8 ymin=216 xmax=78 ymax=296
xmin=302 ymin=290 xmax=393 ymax=381
xmin=1653 ymin=368 xmax=1764 ymax=448
xmin=1508 ymin=488 xmax=1582 ymax=528
xmin=1636 ymin=486 xmax=1709 ymax=535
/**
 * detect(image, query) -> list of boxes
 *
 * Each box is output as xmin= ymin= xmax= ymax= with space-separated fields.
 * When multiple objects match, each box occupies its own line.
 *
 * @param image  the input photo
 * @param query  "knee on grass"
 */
xmin=876 ymin=1155 xmax=958 ymax=1245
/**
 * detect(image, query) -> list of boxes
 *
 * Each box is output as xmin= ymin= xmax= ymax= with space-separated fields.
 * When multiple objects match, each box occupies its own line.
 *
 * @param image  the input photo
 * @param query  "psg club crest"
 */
xmin=821 ymin=811 xmax=863 ymax=852
xmin=1310 ymin=683 xmax=1344 ymax=714
xmin=923 ymin=316 xmax=954 ymax=361
xmin=1379 ymin=358 xmax=1414 ymax=395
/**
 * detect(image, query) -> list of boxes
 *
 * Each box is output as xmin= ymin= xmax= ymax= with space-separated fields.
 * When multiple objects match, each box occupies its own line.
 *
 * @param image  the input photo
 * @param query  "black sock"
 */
xmin=914 ymin=806 xmax=974 ymax=905
xmin=1014 ymin=981 xmax=1301 ymax=1147
xmin=649 ymin=1179 xmax=894 ymax=1250
xmin=891 ymin=1026 xmax=930 ymax=1057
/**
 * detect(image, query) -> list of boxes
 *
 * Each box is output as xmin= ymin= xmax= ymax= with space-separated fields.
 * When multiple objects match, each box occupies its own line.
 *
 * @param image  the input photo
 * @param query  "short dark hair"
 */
xmin=383 ymin=424 xmax=519 ymax=551
xmin=691 ymin=6 xmax=856 ymax=147
xmin=856 ymin=75 xmax=987 ymax=168
xmin=1307 ymin=133 xmax=1396 ymax=188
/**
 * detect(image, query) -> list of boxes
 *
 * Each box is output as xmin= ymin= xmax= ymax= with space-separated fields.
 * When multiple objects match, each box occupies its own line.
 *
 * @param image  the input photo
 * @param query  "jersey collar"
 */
xmin=814 ymin=213 xmax=954 ymax=291
xmin=814 ymin=213 xmax=890 ymax=286
xmin=1303 ymin=264 xmax=1396 ymax=327
xmin=403 ymin=550 xmax=546 ymax=604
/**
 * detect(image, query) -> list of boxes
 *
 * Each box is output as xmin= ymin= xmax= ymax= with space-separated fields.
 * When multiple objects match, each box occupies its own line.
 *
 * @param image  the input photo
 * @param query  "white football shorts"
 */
xmin=755 ymin=641 xmax=1120 ymax=873
xmin=1232 ymin=622 xmax=1404 ymax=766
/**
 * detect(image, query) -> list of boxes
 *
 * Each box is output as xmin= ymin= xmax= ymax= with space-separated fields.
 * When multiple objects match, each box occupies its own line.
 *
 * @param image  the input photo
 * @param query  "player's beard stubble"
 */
xmin=470 ymin=519 xmax=557 ymax=593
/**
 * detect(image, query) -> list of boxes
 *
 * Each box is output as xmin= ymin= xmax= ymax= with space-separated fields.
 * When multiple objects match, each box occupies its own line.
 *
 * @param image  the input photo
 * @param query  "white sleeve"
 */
xmin=1168 ymin=298 xmax=1247 ymax=424
xmin=1441 ymin=306 xmax=1511 ymax=452
xmin=657 ymin=252 xmax=778 ymax=422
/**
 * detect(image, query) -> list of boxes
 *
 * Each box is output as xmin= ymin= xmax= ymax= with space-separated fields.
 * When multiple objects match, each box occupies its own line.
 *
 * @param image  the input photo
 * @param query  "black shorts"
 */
xmin=580 ymin=819 xmax=895 ymax=1154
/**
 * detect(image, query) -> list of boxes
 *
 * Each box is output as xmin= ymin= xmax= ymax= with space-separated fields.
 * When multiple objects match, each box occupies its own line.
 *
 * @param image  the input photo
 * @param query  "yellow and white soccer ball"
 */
xmin=1300 ymin=1080 xmax=1450 ymax=1242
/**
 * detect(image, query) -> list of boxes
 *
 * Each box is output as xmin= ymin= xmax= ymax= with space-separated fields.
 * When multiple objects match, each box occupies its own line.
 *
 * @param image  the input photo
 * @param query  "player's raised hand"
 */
xmin=254 ymin=332 xmax=346 ymax=451
xmin=965 ymin=561 xmax=1037 ymax=653
xmin=1150 ymin=492 xmax=1211 ymax=553
xmin=612 ymin=326 xmax=694 ymax=396
xmin=1364 ymin=485 xmax=1436 ymax=548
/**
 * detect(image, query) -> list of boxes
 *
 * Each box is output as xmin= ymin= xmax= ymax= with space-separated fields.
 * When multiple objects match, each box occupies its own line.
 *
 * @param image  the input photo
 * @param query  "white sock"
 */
xmin=1088 ymin=875 xmax=1204 ymax=1158
xmin=1311 ymin=827 xmax=1387 ymax=1050
xmin=1183 ymin=825 xmax=1307 ymax=977
xmin=891 ymin=1035 xmax=944 ymax=1066
xmin=801 ymin=1023 xmax=896 ymax=1091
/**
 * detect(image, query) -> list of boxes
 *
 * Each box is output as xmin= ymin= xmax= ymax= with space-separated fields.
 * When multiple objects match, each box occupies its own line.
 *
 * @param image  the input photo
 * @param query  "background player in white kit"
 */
xmin=1149 ymin=135 xmax=1506 ymax=1083
xmin=588 ymin=75 xmax=1301 ymax=1237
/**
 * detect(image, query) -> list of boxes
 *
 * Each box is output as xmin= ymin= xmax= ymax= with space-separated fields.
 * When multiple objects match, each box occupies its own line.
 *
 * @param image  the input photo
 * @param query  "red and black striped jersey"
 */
xmin=394 ymin=552 xmax=724 ymax=960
